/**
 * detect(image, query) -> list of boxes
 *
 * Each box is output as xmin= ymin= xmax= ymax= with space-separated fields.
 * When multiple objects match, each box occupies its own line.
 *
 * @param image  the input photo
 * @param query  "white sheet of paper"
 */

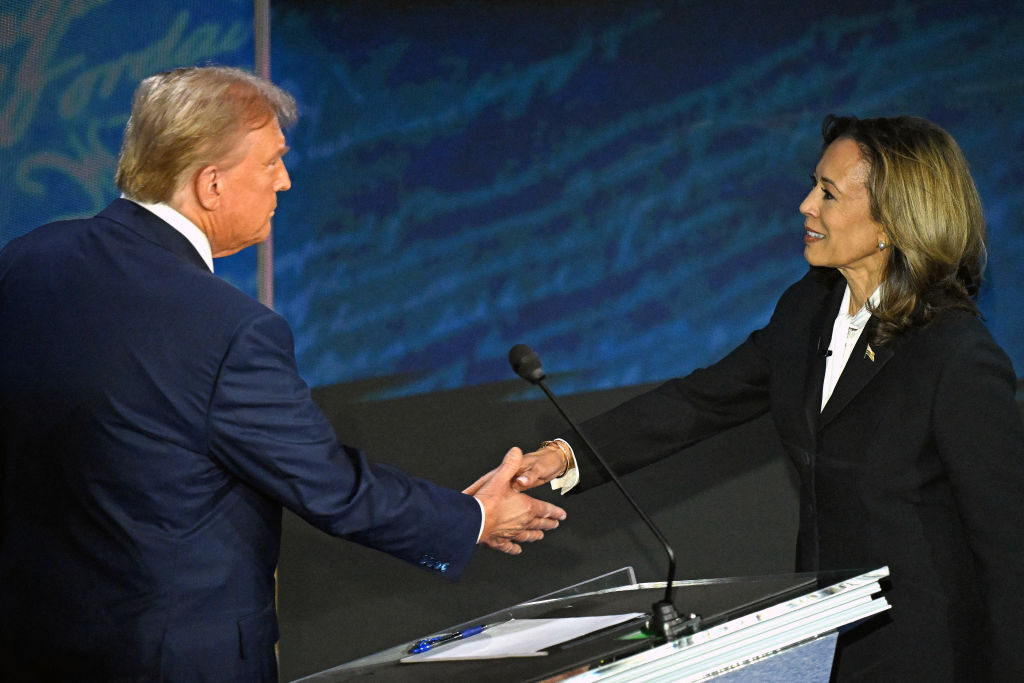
xmin=400 ymin=613 xmax=646 ymax=663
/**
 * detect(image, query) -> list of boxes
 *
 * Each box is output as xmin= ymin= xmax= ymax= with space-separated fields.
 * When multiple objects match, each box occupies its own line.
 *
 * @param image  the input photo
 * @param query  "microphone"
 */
xmin=817 ymin=337 xmax=833 ymax=358
xmin=508 ymin=344 xmax=700 ymax=642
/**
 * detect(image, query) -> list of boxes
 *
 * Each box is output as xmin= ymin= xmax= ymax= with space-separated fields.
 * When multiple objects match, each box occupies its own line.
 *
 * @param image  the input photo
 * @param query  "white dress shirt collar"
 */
xmin=838 ymin=283 xmax=879 ymax=332
xmin=126 ymin=197 xmax=214 ymax=273
xmin=821 ymin=283 xmax=882 ymax=410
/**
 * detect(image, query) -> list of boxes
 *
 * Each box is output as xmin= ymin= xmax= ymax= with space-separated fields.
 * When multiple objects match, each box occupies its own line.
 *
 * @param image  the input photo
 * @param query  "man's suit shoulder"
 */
xmin=1 ymin=215 xmax=95 ymax=261
xmin=5 ymin=202 xmax=284 ymax=350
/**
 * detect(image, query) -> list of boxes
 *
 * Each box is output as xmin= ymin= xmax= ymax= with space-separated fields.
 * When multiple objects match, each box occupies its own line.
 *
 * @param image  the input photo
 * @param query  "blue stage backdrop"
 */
xmin=3 ymin=1 xmax=1022 ymax=401
xmin=0 ymin=0 xmax=258 ymax=290
xmin=268 ymin=0 xmax=1024 ymax=399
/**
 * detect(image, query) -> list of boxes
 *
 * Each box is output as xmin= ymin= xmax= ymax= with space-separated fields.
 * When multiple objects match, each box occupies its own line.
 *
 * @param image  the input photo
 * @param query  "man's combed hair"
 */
xmin=115 ymin=66 xmax=297 ymax=203
xmin=821 ymin=115 xmax=987 ymax=345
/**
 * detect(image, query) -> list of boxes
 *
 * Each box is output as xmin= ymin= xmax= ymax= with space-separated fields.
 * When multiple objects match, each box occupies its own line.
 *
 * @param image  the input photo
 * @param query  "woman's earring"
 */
xmin=878 ymin=241 xmax=887 ymax=250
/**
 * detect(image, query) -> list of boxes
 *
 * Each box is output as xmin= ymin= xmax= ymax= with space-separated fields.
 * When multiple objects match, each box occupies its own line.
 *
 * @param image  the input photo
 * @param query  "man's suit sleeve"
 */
xmin=206 ymin=308 xmax=480 ymax=578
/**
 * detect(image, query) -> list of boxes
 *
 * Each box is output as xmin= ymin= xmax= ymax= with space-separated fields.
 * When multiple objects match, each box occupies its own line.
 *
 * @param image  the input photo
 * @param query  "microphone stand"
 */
xmin=510 ymin=345 xmax=701 ymax=642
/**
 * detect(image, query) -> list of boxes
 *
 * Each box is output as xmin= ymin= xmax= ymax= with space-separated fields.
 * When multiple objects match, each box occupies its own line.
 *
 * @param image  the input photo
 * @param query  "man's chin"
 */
xmin=212 ymin=232 xmax=270 ymax=259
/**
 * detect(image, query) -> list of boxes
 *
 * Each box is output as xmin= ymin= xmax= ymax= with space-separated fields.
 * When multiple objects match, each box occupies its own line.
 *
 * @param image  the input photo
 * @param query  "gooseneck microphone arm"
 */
xmin=533 ymin=375 xmax=678 ymax=604
xmin=508 ymin=344 xmax=700 ymax=642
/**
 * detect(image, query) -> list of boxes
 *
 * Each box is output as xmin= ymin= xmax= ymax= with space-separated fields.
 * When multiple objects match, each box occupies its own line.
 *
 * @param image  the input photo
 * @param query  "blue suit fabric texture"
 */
xmin=0 ymin=199 xmax=481 ymax=681
xmin=565 ymin=267 xmax=1024 ymax=681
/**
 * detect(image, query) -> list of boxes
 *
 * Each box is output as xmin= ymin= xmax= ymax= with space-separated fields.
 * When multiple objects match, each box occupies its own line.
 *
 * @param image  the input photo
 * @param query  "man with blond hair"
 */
xmin=0 ymin=66 xmax=565 ymax=681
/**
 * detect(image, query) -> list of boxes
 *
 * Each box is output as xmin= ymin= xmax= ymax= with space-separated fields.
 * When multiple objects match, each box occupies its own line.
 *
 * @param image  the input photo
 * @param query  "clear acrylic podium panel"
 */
xmin=294 ymin=566 xmax=889 ymax=682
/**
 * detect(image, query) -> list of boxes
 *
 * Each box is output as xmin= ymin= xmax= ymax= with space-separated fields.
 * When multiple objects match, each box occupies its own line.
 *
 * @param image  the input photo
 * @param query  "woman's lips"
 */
xmin=804 ymin=227 xmax=825 ymax=244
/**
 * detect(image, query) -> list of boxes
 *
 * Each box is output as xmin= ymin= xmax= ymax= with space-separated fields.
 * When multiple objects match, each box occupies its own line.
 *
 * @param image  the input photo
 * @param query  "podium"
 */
xmin=293 ymin=566 xmax=889 ymax=682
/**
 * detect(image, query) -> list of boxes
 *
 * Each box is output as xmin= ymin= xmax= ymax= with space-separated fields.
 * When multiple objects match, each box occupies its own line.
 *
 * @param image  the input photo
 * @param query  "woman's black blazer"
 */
xmin=567 ymin=266 xmax=1024 ymax=681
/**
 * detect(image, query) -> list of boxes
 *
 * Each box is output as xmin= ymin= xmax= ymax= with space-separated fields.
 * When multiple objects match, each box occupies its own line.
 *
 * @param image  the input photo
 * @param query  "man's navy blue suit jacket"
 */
xmin=0 ymin=199 xmax=481 ymax=681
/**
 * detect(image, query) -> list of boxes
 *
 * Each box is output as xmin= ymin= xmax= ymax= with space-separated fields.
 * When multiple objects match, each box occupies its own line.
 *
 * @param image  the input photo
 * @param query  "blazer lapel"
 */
xmin=818 ymin=317 xmax=893 ymax=428
xmin=803 ymin=279 xmax=846 ymax=437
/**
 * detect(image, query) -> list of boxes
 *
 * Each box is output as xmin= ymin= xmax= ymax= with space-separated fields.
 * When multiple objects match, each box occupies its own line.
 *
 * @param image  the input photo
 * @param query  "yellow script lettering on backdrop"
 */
xmin=0 ymin=0 xmax=96 ymax=148
xmin=3 ymin=2 xmax=248 ymax=217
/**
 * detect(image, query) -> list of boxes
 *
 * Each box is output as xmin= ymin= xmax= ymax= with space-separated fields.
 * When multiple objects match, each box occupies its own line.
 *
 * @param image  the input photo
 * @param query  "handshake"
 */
xmin=463 ymin=443 xmax=574 ymax=555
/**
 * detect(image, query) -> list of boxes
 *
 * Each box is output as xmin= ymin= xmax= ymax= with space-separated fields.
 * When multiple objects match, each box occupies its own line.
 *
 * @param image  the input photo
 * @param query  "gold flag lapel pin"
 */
xmin=865 ymin=344 xmax=875 ymax=362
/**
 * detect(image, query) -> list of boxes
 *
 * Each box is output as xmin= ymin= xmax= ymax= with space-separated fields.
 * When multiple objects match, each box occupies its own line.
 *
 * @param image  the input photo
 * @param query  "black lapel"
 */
xmin=803 ymin=278 xmax=846 ymax=437
xmin=819 ymin=317 xmax=894 ymax=428
xmin=98 ymin=199 xmax=209 ymax=272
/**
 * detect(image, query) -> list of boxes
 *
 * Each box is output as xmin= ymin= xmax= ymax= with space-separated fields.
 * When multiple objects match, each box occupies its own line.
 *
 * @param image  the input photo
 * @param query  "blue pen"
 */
xmin=408 ymin=624 xmax=490 ymax=654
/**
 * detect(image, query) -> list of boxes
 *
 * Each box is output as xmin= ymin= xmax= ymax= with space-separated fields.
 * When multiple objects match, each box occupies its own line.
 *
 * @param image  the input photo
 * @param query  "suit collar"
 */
xmin=129 ymin=199 xmax=214 ymax=271
xmin=819 ymin=317 xmax=893 ymax=427
xmin=799 ymin=273 xmax=897 ymax=432
xmin=803 ymin=275 xmax=846 ymax=436
xmin=98 ymin=199 xmax=210 ymax=272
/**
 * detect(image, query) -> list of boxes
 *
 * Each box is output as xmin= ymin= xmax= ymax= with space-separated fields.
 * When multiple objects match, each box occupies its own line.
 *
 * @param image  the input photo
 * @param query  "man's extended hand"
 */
xmin=464 ymin=447 xmax=566 ymax=555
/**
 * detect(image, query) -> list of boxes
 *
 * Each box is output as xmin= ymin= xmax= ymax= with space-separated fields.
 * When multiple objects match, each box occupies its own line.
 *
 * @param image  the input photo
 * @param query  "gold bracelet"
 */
xmin=539 ymin=440 xmax=570 ymax=478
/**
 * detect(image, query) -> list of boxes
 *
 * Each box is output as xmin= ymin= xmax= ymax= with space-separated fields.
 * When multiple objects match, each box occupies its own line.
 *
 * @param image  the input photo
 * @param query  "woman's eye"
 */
xmin=809 ymin=175 xmax=834 ymax=200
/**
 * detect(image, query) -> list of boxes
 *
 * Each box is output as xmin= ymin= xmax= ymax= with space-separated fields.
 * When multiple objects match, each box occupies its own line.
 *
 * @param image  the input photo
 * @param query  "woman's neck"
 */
xmin=840 ymin=267 xmax=883 ymax=315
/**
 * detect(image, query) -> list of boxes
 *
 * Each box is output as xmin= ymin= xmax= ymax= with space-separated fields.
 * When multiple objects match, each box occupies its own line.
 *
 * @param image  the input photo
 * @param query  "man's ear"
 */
xmin=193 ymin=165 xmax=221 ymax=211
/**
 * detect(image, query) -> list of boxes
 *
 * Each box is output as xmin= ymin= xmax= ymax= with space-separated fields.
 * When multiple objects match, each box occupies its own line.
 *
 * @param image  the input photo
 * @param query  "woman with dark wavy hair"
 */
xmin=515 ymin=115 xmax=1024 ymax=680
